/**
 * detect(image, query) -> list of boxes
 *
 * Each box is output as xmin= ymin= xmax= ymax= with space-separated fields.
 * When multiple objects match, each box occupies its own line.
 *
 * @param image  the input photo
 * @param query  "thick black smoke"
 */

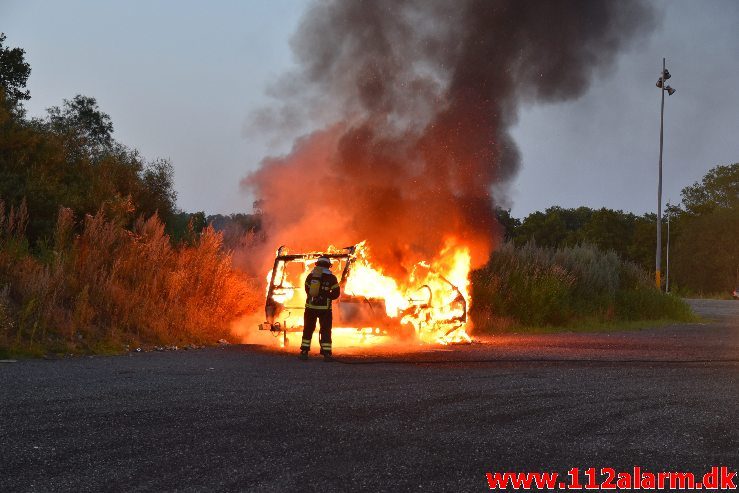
xmin=244 ymin=0 xmax=656 ymax=273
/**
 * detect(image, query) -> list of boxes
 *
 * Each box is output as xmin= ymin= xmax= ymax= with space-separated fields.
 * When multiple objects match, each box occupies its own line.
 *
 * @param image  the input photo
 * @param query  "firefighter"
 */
xmin=299 ymin=256 xmax=340 ymax=362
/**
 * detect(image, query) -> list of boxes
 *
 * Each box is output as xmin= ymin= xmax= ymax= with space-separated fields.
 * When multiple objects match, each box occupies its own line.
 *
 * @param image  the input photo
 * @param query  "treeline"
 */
xmin=1 ymin=34 xmax=178 ymax=244
xmin=0 ymin=34 xmax=260 ymax=355
xmin=495 ymin=162 xmax=738 ymax=294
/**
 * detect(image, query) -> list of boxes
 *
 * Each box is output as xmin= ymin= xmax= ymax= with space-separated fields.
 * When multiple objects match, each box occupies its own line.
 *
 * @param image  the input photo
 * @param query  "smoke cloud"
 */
xmin=243 ymin=0 xmax=656 ymax=275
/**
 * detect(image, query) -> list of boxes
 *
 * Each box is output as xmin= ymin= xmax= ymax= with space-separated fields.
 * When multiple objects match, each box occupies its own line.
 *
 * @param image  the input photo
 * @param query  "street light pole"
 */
xmin=656 ymin=58 xmax=665 ymax=290
xmin=654 ymin=58 xmax=675 ymax=290
xmin=666 ymin=202 xmax=671 ymax=293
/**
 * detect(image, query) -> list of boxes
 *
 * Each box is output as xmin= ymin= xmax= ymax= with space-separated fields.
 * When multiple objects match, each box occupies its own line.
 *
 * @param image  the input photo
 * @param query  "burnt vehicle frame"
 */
xmin=259 ymin=244 xmax=467 ymax=346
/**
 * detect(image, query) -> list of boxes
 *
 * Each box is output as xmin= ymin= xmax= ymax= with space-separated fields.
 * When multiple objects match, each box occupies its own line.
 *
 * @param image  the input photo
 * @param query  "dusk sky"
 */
xmin=4 ymin=0 xmax=739 ymax=218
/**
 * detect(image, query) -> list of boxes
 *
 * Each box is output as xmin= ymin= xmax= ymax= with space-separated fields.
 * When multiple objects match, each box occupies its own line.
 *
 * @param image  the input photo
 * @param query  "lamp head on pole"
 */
xmin=655 ymin=65 xmax=676 ymax=95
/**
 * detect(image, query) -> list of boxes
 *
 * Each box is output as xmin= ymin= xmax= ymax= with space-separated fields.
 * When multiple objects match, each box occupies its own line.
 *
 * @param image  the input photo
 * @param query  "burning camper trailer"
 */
xmin=259 ymin=243 xmax=470 ymax=346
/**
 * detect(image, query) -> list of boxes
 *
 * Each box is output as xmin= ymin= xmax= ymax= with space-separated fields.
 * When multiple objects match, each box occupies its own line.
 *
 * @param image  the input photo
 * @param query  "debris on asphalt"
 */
xmin=0 ymin=359 xmax=17 ymax=363
xmin=218 ymin=339 xmax=230 ymax=346
xmin=129 ymin=344 xmax=204 ymax=353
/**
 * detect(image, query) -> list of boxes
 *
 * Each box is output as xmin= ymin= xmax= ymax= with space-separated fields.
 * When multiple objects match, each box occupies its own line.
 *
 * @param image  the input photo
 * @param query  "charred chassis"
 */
xmin=259 ymin=245 xmax=466 ymax=346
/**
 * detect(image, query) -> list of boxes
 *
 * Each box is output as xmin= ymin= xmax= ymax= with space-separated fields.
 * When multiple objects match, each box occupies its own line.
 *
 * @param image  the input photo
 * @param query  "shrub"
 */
xmin=471 ymin=243 xmax=576 ymax=327
xmin=0 ymin=202 xmax=262 ymax=352
xmin=615 ymin=287 xmax=693 ymax=321
xmin=471 ymin=242 xmax=692 ymax=332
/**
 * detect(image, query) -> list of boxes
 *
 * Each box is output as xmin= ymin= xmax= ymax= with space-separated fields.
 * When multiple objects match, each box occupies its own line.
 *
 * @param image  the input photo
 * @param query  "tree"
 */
xmin=515 ymin=209 xmax=565 ymax=247
xmin=671 ymin=208 xmax=738 ymax=293
xmin=515 ymin=206 xmax=594 ymax=248
xmin=0 ymin=33 xmax=31 ymax=113
xmin=0 ymin=83 xmax=178 ymax=242
xmin=558 ymin=207 xmax=594 ymax=238
xmin=627 ymin=214 xmax=657 ymax=272
xmin=494 ymin=207 xmax=520 ymax=242
xmin=0 ymin=90 xmax=68 ymax=239
xmin=671 ymin=163 xmax=739 ymax=293
xmin=680 ymin=163 xmax=738 ymax=216
xmin=168 ymin=210 xmax=206 ymax=245
xmin=139 ymin=158 xmax=177 ymax=223
xmin=580 ymin=208 xmax=635 ymax=255
xmin=47 ymin=95 xmax=114 ymax=157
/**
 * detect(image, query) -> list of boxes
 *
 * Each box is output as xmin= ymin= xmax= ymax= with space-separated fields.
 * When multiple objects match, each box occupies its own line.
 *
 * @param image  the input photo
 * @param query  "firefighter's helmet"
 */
xmin=316 ymin=257 xmax=331 ymax=268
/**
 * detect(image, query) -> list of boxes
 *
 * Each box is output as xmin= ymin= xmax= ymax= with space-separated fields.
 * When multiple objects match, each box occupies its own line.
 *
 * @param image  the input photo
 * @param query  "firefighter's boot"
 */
xmin=323 ymin=353 xmax=334 ymax=363
xmin=299 ymin=350 xmax=309 ymax=361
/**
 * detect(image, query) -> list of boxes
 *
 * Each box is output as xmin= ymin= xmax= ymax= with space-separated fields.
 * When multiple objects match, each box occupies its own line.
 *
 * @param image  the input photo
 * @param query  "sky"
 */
xmin=3 ymin=0 xmax=739 ymax=219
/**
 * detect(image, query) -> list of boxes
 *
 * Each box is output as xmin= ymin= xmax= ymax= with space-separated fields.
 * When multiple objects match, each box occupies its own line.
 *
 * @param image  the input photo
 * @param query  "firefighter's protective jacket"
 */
xmin=304 ymin=266 xmax=340 ymax=310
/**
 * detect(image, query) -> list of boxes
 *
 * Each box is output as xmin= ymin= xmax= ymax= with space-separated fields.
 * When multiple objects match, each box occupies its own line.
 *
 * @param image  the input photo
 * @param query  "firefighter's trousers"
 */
xmin=301 ymin=308 xmax=332 ymax=355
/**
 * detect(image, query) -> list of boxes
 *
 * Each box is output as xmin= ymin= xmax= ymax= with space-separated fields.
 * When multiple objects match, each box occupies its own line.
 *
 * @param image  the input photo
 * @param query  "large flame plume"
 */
xmin=241 ymin=0 xmax=656 ymax=348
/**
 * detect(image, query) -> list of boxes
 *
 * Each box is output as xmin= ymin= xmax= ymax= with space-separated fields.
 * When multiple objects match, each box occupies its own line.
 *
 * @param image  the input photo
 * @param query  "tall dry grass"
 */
xmin=471 ymin=242 xmax=693 ymax=331
xmin=0 ymin=201 xmax=261 ymax=353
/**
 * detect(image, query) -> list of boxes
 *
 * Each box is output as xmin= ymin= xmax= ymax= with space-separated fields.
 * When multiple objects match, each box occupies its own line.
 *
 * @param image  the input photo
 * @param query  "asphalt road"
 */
xmin=1 ymin=299 xmax=737 ymax=492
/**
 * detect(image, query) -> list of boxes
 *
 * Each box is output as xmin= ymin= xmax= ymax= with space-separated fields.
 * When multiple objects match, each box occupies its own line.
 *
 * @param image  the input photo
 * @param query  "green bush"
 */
xmin=615 ymin=287 xmax=693 ymax=321
xmin=471 ymin=242 xmax=692 ymax=332
xmin=472 ymin=243 xmax=575 ymax=327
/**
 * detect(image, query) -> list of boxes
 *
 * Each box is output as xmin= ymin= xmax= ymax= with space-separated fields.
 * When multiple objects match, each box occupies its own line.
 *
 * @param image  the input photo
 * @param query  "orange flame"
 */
xmin=263 ymin=239 xmax=472 ymax=349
